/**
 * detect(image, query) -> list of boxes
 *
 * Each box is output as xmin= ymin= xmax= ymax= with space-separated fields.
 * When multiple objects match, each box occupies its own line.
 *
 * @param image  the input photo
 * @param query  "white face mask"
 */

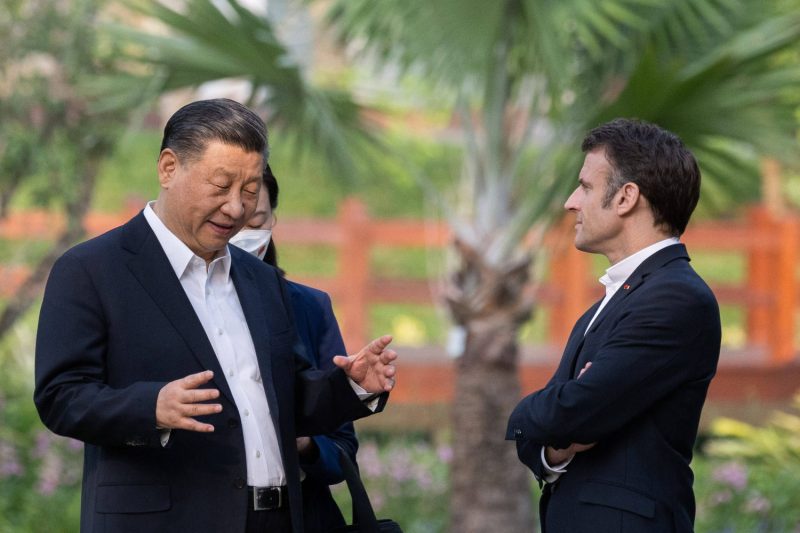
xmin=229 ymin=229 xmax=272 ymax=261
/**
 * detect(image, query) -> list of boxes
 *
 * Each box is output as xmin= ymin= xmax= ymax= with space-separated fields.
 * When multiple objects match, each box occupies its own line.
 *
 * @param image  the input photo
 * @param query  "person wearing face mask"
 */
xmin=230 ymin=163 xmax=356 ymax=532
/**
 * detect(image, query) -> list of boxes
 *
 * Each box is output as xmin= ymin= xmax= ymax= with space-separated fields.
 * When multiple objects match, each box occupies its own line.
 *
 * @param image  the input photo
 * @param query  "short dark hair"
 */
xmin=160 ymin=98 xmax=268 ymax=164
xmin=581 ymin=118 xmax=700 ymax=236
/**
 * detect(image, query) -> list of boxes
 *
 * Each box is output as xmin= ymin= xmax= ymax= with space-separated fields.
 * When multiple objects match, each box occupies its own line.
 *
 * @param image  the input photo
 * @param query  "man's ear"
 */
xmin=157 ymin=149 xmax=178 ymax=189
xmin=615 ymin=182 xmax=641 ymax=216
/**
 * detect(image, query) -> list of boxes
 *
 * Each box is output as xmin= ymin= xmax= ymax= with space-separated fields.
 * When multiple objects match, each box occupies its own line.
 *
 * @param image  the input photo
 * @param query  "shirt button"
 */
xmin=228 ymin=369 xmax=234 ymax=377
xmin=217 ymin=328 xmax=223 ymax=336
xmin=255 ymin=451 xmax=261 ymax=458
xmin=244 ymin=409 xmax=249 ymax=417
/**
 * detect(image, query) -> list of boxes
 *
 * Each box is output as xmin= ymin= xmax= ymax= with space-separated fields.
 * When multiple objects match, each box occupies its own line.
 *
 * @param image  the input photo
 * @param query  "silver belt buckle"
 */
xmin=252 ymin=486 xmax=282 ymax=511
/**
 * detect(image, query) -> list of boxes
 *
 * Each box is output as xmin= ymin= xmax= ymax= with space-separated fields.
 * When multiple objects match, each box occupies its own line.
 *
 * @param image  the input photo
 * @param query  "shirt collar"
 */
xmin=143 ymin=202 xmax=232 ymax=280
xmin=599 ymin=237 xmax=680 ymax=290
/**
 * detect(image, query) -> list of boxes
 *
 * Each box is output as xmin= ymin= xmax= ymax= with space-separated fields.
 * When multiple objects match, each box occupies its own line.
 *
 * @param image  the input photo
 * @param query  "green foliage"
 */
xmin=0 ymin=0 xmax=154 ymax=213
xmin=114 ymin=0 xmax=376 ymax=181
xmin=0 ymin=325 xmax=82 ymax=533
xmin=694 ymin=394 xmax=800 ymax=532
xmin=326 ymin=0 xmax=800 ymax=242
xmin=0 ymin=239 xmax=53 ymax=268
xmin=91 ymin=130 xmax=162 ymax=211
xmin=369 ymin=304 xmax=447 ymax=346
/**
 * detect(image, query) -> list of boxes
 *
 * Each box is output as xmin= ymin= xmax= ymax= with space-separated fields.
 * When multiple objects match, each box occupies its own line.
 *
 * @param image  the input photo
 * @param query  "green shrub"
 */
xmin=695 ymin=393 xmax=800 ymax=532
xmin=332 ymin=437 xmax=450 ymax=533
xmin=0 ymin=383 xmax=82 ymax=532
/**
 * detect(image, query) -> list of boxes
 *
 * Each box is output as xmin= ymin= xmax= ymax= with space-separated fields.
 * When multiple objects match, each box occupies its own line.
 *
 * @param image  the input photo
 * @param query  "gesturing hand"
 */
xmin=332 ymin=335 xmax=397 ymax=393
xmin=156 ymin=370 xmax=222 ymax=432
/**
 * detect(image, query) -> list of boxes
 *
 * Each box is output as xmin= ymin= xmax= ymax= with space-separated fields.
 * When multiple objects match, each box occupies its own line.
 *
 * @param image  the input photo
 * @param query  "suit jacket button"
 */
xmin=228 ymin=418 xmax=239 ymax=429
xmin=514 ymin=429 xmax=523 ymax=437
xmin=234 ymin=477 xmax=245 ymax=489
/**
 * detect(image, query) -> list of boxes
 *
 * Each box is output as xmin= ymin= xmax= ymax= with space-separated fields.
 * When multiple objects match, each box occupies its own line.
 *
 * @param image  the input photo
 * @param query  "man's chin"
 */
xmin=573 ymin=239 xmax=592 ymax=253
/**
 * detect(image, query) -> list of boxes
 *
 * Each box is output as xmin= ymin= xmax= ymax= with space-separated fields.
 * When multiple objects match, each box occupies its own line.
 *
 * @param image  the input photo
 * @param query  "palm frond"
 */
xmin=111 ymin=0 xmax=374 ymax=179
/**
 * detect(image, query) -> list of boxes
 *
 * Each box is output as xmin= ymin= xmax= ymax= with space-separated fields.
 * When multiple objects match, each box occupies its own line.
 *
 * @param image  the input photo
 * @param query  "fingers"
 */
xmin=380 ymin=348 xmax=398 ymax=365
xmin=366 ymin=334 xmax=393 ymax=355
xmin=186 ymin=387 xmax=220 ymax=404
xmin=338 ymin=335 xmax=398 ymax=393
xmin=183 ymin=370 xmax=216 ymax=388
xmin=156 ymin=370 xmax=222 ymax=432
xmin=578 ymin=361 xmax=592 ymax=379
xmin=381 ymin=354 xmax=397 ymax=391
xmin=332 ymin=355 xmax=352 ymax=370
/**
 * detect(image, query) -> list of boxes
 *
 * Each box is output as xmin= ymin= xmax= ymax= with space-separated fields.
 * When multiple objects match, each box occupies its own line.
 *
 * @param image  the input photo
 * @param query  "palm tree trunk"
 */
xmin=446 ymin=241 xmax=535 ymax=532
xmin=449 ymin=319 xmax=534 ymax=532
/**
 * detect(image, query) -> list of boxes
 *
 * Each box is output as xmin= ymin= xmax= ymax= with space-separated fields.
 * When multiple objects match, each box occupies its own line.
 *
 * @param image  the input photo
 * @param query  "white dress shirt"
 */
xmin=144 ymin=203 xmax=285 ymax=487
xmin=542 ymin=237 xmax=681 ymax=482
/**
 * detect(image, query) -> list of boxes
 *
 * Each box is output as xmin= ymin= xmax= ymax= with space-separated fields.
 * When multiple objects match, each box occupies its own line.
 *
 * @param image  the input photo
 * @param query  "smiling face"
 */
xmin=154 ymin=140 xmax=264 ymax=262
xmin=563 ymin=147 xmax=624 ymax=260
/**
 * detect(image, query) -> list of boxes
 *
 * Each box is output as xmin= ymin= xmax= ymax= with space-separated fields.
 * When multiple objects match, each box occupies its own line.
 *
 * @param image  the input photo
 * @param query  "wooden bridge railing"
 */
xmin=0 ymin=200 xmax=797 ymax=365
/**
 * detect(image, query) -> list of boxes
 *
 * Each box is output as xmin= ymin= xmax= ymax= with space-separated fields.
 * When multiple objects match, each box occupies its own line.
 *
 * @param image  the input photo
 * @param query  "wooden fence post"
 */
xmin=746 ymin=206 xmax=772 ymax=349
xmin=337 ymin=198 xmax=370 ymax=350
xmin=548 ymin=218 xmax=593 ymax=345
xmin=768 ymin=215 xmax=799 ymax=364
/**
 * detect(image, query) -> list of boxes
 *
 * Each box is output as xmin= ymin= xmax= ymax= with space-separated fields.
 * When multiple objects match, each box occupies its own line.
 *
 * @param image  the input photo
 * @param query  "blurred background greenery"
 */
xmin=3 ymin=0 xmax=800 ymax=531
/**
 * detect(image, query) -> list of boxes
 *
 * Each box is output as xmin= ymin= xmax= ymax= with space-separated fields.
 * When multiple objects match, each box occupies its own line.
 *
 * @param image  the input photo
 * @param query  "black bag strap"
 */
xmin=336 ymin=445 xmax=382 ymax=532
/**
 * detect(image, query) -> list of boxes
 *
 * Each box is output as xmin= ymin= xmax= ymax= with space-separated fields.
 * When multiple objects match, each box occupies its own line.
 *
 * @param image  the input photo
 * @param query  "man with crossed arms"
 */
xmin=508 ymin=118 xmax=721 ymax=532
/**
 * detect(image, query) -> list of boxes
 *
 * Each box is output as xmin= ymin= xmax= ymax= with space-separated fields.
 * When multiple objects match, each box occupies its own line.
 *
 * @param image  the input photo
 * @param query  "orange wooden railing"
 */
xmin=0 ymin=200 xmax=797 ymax=365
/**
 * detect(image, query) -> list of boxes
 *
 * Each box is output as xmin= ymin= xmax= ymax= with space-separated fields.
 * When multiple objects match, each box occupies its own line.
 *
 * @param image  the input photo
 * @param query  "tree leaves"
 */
xmin=113 ymin=0 xmax=376 ymax=180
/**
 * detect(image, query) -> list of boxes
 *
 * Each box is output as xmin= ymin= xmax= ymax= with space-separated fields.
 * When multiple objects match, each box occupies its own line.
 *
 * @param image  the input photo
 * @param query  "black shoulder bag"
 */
xmin=330 ymin=446 xmax=403 ymax=533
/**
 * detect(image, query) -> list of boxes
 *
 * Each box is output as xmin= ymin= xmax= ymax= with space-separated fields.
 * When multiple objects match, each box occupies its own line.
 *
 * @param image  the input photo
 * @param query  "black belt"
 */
xmin=247 ymin=485 xmax=288 ymax=511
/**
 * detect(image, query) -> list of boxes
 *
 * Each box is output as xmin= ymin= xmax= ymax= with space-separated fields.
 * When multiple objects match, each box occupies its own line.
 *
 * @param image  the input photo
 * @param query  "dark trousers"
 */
xmin=245 ymin=507 xmax=292 ymax=533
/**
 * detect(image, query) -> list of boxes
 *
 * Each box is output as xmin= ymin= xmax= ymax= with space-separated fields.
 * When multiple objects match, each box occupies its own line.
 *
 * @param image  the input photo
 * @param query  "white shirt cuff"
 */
xmin=159 ymin=428 xmax=171 ymax=447
xmin=541 ymin=446 xmax=572 ymax=483
xmin=349 ymin=379 xmax=380 ymax=412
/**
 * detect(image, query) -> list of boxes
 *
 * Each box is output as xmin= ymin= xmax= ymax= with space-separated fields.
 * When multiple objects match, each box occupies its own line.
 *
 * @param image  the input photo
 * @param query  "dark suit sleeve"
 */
xmin=508 ymin=277 xmax=720 ymax=449
xmin=276 ymin=278 xmax=382 ymax=443
xmin=34 ymin=252 xmax=165 ymax=448
xmin=293 ymin=288 xmax=358 ymax=485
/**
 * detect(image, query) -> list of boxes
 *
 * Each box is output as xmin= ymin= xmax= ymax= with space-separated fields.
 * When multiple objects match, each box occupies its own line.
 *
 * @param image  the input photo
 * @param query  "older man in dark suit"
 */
xmin=507 ymin=118 xmax=721 ymax=532
xmin=34 ymin=98 xmax=397 ymax=533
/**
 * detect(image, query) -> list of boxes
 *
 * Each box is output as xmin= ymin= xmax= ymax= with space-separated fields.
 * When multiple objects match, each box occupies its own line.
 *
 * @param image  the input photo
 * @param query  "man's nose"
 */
xmin=564 ymin=189 xmax=579 ymax=211
xmin=220 ymin=192 xmax=245 ymax=220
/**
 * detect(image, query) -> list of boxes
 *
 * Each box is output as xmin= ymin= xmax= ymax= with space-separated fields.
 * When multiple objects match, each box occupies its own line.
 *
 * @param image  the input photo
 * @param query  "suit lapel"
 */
xmin=573 ymin=243 xmax=690 ymax=376
xmin=585 ymin=243 xmax=689 ymax=336
xmin=555 ymin=301 xmax=601 ymax=382
xmin=230 ymin=255 xmax=281 ymax=429
xmin=122 ymin=213 xmax=236 ymax=405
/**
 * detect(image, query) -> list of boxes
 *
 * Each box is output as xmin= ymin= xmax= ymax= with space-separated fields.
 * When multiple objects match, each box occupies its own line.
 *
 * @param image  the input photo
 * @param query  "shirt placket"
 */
xmin=205 ymin=260 xmax=272 ymax=485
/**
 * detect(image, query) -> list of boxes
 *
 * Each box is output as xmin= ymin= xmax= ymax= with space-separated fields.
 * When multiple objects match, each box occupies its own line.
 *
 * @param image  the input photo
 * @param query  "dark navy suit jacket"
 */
xmin=34 ymin=212 xmax=384 ymax=533
xmin=507 ymin=244 xmax=721 ymax=533
xmin=287 ymin=280 xmax=357 ymax=531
